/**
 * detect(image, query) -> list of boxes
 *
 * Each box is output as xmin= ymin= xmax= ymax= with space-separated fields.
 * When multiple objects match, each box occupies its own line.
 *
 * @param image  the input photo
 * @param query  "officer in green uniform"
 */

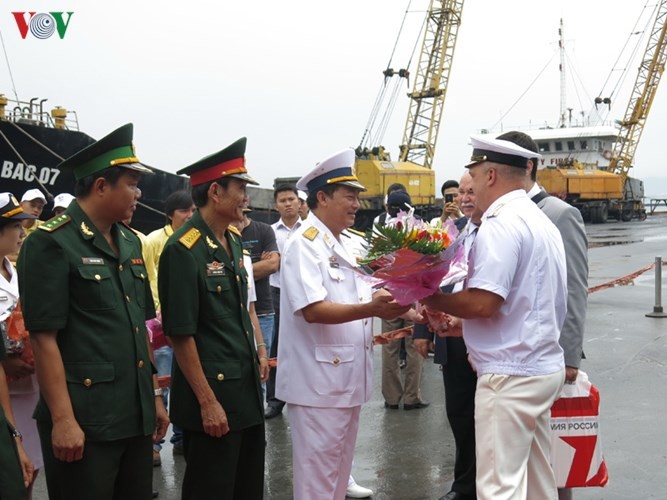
xmin=17 ymin=124 xmax=169 ymax=500
xmin=159 ymin=137 xmax=265 ymax=500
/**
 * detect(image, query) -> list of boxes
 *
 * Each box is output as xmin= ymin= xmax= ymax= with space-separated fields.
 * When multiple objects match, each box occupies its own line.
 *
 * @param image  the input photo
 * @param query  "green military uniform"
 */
xmin=0 ymin=342 xmax=27 ymax=500
xmin=159 ymin=138 xmax=264 ymax=500
xmin=16 ymin=124 xmax=157 ymax=500
xmin=160 ymin=210 xmax=263 ymax=428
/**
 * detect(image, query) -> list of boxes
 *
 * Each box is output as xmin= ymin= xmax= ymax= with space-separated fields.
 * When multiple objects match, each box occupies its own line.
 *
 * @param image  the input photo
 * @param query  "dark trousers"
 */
xmin=182 ymin=424 xmax=265 ymax=500
xmin=37 ymin=421 xmax=152 ymax=500
xmin=266 ymin=286 xmax=284 ymax=409
xmin=443 ymin=337 xmax=478 ymax=498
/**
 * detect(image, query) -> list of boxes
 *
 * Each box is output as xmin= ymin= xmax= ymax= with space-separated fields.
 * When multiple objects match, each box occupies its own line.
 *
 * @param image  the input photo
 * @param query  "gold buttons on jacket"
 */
xmin=216 ymin=285 xmax=222 ymax=293
xmin=119 ymin=264 xmax=124 ymax=272
xmin=94 ymin=274 xmax=101 ymax=281
xmin=83 ymin=378 xmax=92 ymax=388
xmin=125 ymin=295 xmax=131 ymax=303
xmin=217 ymin=373 xmax=225 ymax=381
xmin=135 ymin=326 xmax=140 ymax=334
xmin=236 ymin=276 xmax=241 ymax=282
xmin=332 ymin=357 xmax=341 ymax=366
xmin=138 ymin=360 xmax=144 ymax=368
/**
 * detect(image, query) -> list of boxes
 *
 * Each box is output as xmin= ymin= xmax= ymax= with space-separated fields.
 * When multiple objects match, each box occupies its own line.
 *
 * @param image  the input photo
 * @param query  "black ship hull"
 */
xmin=0 ymin=120 xmax=189 ymax=234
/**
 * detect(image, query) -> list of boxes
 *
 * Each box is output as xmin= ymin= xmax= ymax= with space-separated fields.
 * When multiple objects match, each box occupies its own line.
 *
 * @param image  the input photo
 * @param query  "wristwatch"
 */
xmin=154 ymin=388 xmax=164 ymax=397
xmin=10 ymin=428 xmax=22 ymax=441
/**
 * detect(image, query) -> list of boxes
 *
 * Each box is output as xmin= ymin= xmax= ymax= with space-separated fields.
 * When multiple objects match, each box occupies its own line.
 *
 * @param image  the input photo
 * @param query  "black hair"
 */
xmin=307 ymin=185 xmax=341 ymax=210
xmin=386 ymin=183 xmax=407 ymax=196
xmin=440 ymin=180 xmax=459 ymax=196
xmin=165 ymin=190 xmax=194 ymax=218
xmin=496 ymin=131 xmax=540 ymax=181
xmin=274 ymin=185 xmax=298 ymax=201
xmin=191 ymin=178 xmax=231 ymax=208
xmin=74 ymin=166 xmax=125 ymax=198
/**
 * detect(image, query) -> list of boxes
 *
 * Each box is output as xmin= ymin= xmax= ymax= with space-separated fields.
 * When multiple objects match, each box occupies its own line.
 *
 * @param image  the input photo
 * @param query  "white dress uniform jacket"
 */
xmin=276 ymin=214 xmax=374 ymax=408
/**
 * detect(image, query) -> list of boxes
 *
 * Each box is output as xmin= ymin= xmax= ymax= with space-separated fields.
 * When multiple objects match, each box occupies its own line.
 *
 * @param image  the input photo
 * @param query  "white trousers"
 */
xmin=475 ymin=369 xmax=565 ymax=500
xmin=288 ymin=404 xmax=361 ymax=500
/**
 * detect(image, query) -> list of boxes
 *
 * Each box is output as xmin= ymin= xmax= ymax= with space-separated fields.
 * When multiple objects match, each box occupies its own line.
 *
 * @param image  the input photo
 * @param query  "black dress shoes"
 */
xmin=264 ymin=405 xmax=283 ymax=419
xmin=403 ymin=401 xmax=430 ymax=411
xmin=438 ymin=491 xmax=475 ymax=500
xmin=384 ymin=402 xmax=399 ymax=410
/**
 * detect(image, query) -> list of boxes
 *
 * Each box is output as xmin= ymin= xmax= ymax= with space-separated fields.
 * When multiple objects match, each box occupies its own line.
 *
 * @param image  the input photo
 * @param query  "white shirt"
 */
xmin=244 ymin=254 xmax=256 ymax=306
xmin=452 ymin=220 xmax=478 ymax=293
xmin=269 ymin=217 xmax=304 ymax=288
xmin=464 ymin=189 xmax=566 ymax=377
xmin=276 ymin=214 xmax=374 ymax=408
xmin=0 ymin=257 xmax=19 ymax=322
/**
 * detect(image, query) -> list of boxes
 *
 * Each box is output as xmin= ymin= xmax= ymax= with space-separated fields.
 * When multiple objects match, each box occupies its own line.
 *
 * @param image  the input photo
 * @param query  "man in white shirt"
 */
xmin=265 ymin=185 xmax=303 ymax=419
xmin=423 ymin=136 xmax=567 ymax=500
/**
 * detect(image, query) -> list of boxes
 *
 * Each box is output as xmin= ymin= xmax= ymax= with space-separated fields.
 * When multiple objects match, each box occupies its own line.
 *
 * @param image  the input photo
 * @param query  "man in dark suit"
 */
xmin=414 ymin=172 xmax=479 ymax=500
xmin=497 ymin=131 xmax=588 ymax=500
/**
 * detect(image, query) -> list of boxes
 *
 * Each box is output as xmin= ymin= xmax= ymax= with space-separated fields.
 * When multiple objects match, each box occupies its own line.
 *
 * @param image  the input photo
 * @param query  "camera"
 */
xmin=444 ymin=193 xmax=454 ymax=204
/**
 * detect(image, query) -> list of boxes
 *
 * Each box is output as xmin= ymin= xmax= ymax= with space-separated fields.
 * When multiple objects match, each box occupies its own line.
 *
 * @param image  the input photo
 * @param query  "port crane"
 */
xmin=608 ymin=0 xmax=667 ymax=205
xmin=353 ymin=0 xmax=464 ymax=227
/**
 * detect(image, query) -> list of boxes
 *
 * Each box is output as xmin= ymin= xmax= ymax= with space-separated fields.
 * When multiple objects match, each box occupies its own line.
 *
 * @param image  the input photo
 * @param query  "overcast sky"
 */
xmin=2 ymin=0 xmax=666 ymax=193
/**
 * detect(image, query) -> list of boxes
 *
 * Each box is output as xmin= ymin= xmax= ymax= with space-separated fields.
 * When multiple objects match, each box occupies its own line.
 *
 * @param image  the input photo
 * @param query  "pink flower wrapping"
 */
xmin=358 ymin=216 xmax=466 ymax=305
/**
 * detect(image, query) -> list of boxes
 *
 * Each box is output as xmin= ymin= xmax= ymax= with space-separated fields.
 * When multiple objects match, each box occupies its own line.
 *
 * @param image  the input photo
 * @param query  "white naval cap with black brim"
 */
xmin=465 ymin=136 xmax=542 ymax=169
xmin=296 ymin=149 xmax=366 ymax=193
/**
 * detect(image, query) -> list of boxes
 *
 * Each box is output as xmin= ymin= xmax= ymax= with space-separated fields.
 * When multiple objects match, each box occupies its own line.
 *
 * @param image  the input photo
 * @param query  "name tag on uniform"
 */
xmin=207 ymin=262 xmax=225 ymax=276
xmin=82 ymin=257 xmax=104 ymax=265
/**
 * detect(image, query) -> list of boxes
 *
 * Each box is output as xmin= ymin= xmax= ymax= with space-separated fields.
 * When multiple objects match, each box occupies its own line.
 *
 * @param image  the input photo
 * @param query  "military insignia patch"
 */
xmin=206 ymin=236 xmax=218 ymax=249
xmin=228 ymin=225 xmax=241 ymax=237
xmin=179 ymin=228 xmax=201 ymax=249
xmin=38 ymin=214 xmax=71 ymax=232
xmin=80 ymin=222 xmax=94 ymax=236
xmin=303 ymin=226 xmax=319 ymax=241
xmin=206 ymin=261 xmax=225 ymax=276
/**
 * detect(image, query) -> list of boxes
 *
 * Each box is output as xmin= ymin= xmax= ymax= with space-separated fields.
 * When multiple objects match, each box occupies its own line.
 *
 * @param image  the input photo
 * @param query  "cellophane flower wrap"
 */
xmin=357 ymin=209 xmax=465 ymax=305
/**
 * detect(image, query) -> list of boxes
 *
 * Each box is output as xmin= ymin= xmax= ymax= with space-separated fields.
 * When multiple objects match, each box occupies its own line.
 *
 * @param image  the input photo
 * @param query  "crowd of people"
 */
xmin=0 ymin=123 xmax=587 ymax=500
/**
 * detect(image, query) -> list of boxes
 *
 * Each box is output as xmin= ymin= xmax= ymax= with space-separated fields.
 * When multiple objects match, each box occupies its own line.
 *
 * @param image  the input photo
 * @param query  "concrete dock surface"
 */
xmin=33 ymin=216 xmax=667 ymax=499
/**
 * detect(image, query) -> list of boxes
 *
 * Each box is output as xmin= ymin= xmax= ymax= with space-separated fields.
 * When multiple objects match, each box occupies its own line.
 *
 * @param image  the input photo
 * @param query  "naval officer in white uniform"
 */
xmin=276 ymin=149 xmax=410 ymax=500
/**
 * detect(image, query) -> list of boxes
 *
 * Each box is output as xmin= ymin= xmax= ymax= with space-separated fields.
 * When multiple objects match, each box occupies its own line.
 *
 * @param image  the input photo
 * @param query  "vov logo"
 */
xmin=12 ymin=12 xmax=74 ymax=39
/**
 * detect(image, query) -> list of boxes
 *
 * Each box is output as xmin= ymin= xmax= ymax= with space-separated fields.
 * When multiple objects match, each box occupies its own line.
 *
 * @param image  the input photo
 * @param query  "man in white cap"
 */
xmin=297 ymin=189 xmax=309 ymax=220
xmin=19 ymin=189 xmax=46 ymax=235
xmin=52 ymin=193 xmax=75 ymax=217
xmin=277 ymin=149 xmax=410 ymax=499
xmin=422 ymin=135 xmax=567 ymax=500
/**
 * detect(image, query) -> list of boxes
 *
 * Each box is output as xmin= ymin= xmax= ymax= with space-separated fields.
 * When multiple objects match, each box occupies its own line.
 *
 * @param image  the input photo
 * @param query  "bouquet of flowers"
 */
xmin=358 ymin=208 xmax=466 ymax=306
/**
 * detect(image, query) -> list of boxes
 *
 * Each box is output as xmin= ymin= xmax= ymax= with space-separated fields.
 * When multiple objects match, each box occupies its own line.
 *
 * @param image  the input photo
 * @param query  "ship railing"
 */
xmin=0 ymin=95 xmax=79 ymax=131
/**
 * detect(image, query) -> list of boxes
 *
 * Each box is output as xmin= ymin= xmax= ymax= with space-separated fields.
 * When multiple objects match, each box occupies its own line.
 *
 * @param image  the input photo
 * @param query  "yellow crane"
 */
xmin=608 ymin=0 xmax=667 ymax=206
xmin=354 ymin=0 xmax=464 ymax=228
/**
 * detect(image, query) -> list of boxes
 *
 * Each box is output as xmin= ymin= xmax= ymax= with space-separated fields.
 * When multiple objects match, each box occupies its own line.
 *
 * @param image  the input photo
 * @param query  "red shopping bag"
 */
xmin=549 ymin=370 xmax=609 ymax=488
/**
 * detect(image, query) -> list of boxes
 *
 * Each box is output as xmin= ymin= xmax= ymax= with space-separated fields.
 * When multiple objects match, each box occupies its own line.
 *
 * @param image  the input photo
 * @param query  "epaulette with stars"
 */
xmin=303 ymin=226 xmax=319 ymax=241
xmin=228 ymin=225 xmax=242 ymax=237
xmin=38 ymin=214 xmax=71 ymax=233
xmin=179 ymin=228 xmax=201 ymax=249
